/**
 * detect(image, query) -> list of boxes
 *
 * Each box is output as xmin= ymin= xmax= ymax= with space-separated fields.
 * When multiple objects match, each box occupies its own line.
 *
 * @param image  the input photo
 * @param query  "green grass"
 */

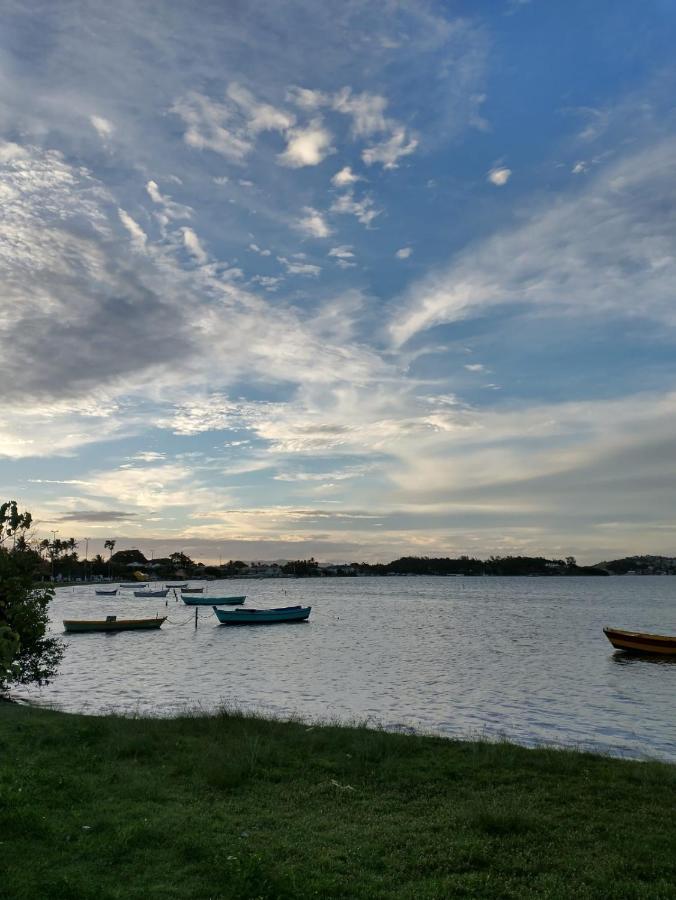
xmin=1 ymin=704 xmax=675 ymax=899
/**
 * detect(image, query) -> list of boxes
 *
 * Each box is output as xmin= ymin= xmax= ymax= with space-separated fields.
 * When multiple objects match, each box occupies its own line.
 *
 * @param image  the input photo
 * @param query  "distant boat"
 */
xmin=120 ymin=583 xmax=145 ymax=588
xmin=134 ymin=588 xmax=169 ymax=598
xmin=166 ymin=583 xmax=188 ymax=589
xmin=213 ymin=605 xmax=311 ymax=625
xmin=182 ymin=595 xmax=246 ymax=606
xmin=181 ymin=586 xmax=205 ymax=593
xmin=604 ymin=627 xmax=676 ymax=656
xmin=95 ymin=588 xmax=118 ymax=596
xmin=63 ymin=615 xmax=166 ymax=633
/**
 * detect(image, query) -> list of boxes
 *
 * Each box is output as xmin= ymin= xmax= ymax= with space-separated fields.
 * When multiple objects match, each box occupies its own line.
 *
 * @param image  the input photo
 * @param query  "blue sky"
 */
xmin=2 ymin=0 xmax=676 ymax=563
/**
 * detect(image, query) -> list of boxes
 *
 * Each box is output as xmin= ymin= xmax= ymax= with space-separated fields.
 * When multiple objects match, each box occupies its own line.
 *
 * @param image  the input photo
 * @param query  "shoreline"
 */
xmin=2 ymin=703 xmax=675 ymax=898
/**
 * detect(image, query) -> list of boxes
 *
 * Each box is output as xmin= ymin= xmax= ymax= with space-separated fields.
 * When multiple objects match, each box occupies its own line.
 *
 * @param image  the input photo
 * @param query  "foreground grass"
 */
xmin=1 ymin=705 xmax=675 ymax=899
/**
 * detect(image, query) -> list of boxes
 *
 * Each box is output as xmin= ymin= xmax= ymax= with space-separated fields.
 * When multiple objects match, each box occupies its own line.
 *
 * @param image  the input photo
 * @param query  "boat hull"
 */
xmin=134 ymin=590 xmax=169 ymax=598
xmin=604 ymin=627 xmax=676 ymax=656
xmin=182 ymin=595 xmax=246 ymax=606
xmin=95 ymin=590 xmax=118 ymax=595
xmin=63 ymin=617 xmax=167 ymax=633
xmin=213 ymin=605 xmax=311 ymax=625
xmin=181 ymin=587 xmax=204 ymax=593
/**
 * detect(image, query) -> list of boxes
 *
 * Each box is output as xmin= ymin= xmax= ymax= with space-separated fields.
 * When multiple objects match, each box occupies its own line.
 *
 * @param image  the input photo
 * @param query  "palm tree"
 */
xmin=104 ymin=539 xmax=116 ymax=580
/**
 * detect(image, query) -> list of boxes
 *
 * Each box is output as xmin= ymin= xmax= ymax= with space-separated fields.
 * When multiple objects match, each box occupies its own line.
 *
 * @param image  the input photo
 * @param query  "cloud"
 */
xmin=171 ymin=91 xmax=252 ymax=161
xmin=182 ymin=227 xmax=208 ymax=264
xmin=395 ymin=247 xmax=412 ymax=259
xmin=332 ymin=88 xmax=389 ymax=137
xmin=118 ymin=208 xmax=147 ymax=252
xmin=464 ymin=363 xmax=485 ymax=372
xmin=390 ymin=137 xmax=676 ymax=345
xmin=331 ymin=191 xmax=380 ymax=226
xmin=56 ymin=510 xmax=138 ymax=523
xmin=278 ymin=119 xmax=334 ymax=167
xmin=331 ymin=166 xmax=362 ymax=186
xmin=362 ymin=127 xmax=418 ymax=168
xmin=146 ymin=180 xmax=192 ymax=220
xmin=328 ymin=245 xmax=355 ymax=259
xmin=89 ymin=115 xmax=114 ymax=138
xmin=295 ymin=206 xmax=332 ymax=238
xmin=225 ymin=82 xmax=295 ymax=134
xmin=277 ymin=256 xmax=321 ymax=277
xmin=249 ymin=243 xmax=271 ymax=256
xmin=286 ymin=86 xmax=329 ymax=111
xmin=487 ymin=166 xmax=511 ymax=186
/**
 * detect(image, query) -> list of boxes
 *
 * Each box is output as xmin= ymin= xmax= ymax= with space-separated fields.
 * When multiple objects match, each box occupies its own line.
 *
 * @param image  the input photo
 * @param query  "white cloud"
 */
xmin=182 ymin=227 xmax=208 ymax=264
xmin=332 ymin=88 xmax=389 ymax=137
xmin=286 ymin=86 xmax=329 ymax=110
xmin=172 ymin=91 xmax=252 ymax=161
xmin=277 ymin=256 xmax=321 ymax=277
xmin=328 ymin=245 xmax=355 ymax=259
xmin=464 ymin=363 xmax=486 ymax=373
xmin=89 ymin=115 xmax=114 ymax=138
xmin=295 ymin=206 xmax=332 ymax=238
xmin=572 ymin=161 xmax=587 ymax=175
xmin=331 ymin=191 xmax=380 ymax=227
xmin=331 ymin=166 xmax=362 ymax=187
xmin=118 ymin=208 xmax=147 ymax=252
xmin=226 ymin=82 xmax=295 ymax=134
xmin=362 ymin=127 xmax=418 ymax=168
xmin=146 ymin=180 xmax=192 ymax=219
xmin=395 ymin=247 xmax=412 ymax=259
xmin=390 ymin=137 xmax=676 ymax=345
xmin=278 ymin=120 xmax=334 ymax=167
xmin=487 ymin=166 xmax=511 ymax=186
xmin=249 ymin=243 xmax=271 ymax=256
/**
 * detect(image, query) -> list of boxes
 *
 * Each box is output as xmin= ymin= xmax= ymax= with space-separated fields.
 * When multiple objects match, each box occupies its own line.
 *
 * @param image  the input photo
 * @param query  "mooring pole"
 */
xmin=194 ymin=607 xmax=198 ymax=629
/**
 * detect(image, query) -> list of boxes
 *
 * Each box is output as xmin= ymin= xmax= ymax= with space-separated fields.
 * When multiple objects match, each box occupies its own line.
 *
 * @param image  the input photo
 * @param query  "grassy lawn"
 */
xmin=1 ymin=704 xmax=675 ymax=899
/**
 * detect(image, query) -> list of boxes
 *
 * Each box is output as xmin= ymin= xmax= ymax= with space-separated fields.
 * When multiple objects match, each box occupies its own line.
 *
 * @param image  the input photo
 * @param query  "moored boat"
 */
xmin=213 ymin=605 xmax=311 ymax=625
xmin=166 ymin=583 xmax=188 ymax=589
xmin=181 ymin=586 xmax=205 ymax=593
xmin=182 ymin=595 xmax=246 ymax=606
xmin=134 ymin=588 xmax=169 ymax=598
xmin=63 ymin=615 xmax=166 ymax=633
xmin=603 ymin=627 xmax=676 ymax=656
xmin=120 ymin=582 xmax=146 ymax=588
xmin=95 ymin=588 xmax=118 ymax=595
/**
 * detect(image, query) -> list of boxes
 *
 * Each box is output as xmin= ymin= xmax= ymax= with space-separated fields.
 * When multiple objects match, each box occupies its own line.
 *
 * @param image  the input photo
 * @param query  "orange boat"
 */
xmin=603 ymin=627 xmax=676 ymax=656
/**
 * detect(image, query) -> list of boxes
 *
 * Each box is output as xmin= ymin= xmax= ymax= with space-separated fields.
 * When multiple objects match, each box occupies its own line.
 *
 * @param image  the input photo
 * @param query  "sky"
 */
xmin=2 ymin=0 xmax=676 ymax=565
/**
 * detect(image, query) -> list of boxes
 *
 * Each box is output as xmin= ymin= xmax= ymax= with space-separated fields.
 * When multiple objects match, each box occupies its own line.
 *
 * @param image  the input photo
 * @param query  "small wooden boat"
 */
xmin=63 ymin=615 xmax=166 ymax=633
xmin=182 ymin=595 xmax=246 ymax=606
xmin=95 ymin=588 xmax=118 ymax=596
xmin=181 ymin=586 xmax=205 ymax=593
xmin=120 ymin=582 xmax=146 ymax=588
xmin=166 ymin=583 xmax=188 ymax=589
xmin=604 ymin=627 xmax=676 ymax=656
xmin=213 ymin=605 xmax=311 ymax=625
xmin=134 ymin=588 xmax=169 ymax=598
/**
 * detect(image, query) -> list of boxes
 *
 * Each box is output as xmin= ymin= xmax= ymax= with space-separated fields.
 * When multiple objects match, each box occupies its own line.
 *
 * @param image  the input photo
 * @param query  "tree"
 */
xmin=0 ymin=501 xmax=63 ymax=694
xmin=104 ymin=539 xmax=116 ymax=579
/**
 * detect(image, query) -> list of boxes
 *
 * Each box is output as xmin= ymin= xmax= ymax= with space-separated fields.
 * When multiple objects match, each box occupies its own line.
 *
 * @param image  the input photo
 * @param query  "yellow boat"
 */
xmin=63 ymin=616 xmax=167 ymax=633
xmin=603 ymin=627 xmax=676 ymax=656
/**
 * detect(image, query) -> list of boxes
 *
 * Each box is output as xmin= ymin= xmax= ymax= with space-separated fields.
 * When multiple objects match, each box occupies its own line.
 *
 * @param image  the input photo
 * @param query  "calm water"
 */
xmin=16 ymin=576 xmax=676 ymax=762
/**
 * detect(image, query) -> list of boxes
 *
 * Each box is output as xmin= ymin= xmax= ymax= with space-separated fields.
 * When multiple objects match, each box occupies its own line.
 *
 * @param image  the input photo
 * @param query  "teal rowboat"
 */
xmin=63 ymin=616 xmax=167 ymax=633
xmin=213 ymin=605 xmax=311 ymax=625
xmin=182 ymin=595 xmax=246 ymax=606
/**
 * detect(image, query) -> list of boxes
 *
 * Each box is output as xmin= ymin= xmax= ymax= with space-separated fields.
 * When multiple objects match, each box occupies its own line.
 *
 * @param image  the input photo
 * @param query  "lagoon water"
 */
xmin=18 ymin=576 xmax=676 ymax=762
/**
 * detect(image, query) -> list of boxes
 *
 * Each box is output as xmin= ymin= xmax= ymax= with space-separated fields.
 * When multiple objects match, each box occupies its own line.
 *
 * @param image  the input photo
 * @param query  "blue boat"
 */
xmin=182 ymin=595 xmax=246 ymax=606
xmin=213 ymin=605 xmax=311 ymax=625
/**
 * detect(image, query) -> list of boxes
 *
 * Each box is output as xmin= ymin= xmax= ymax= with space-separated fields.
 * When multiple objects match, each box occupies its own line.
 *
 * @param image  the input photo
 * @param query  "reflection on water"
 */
xmin=16 ymin=576 xmax=676 ymax=762
xmin=610 ymin=651 xmax=676 ymax=667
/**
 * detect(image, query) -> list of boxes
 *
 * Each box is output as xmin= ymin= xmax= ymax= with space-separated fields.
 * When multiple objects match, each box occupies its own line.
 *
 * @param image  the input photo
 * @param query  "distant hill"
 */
xmin=593 ymin=555 xmax=676 ymax=575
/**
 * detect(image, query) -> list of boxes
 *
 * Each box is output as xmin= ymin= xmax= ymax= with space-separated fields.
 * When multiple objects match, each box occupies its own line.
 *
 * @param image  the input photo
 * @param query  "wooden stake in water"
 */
xmin=195 ymin=607 xmax=198 ymax=629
